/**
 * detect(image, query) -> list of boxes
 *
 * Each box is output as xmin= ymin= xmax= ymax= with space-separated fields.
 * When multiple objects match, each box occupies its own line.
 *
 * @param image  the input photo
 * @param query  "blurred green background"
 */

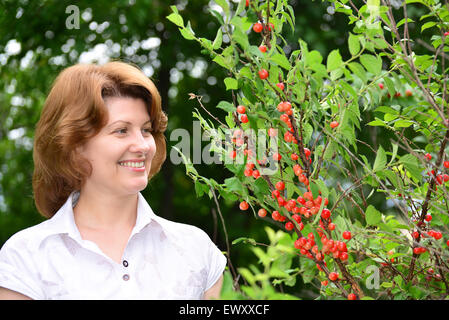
xmin=0 ymin=0 xmax=429 ymax=298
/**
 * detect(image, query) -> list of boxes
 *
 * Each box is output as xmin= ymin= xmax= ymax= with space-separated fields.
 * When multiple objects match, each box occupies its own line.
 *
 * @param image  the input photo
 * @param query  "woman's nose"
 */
xmin=130 ymin=130 xmax=151 ymax=154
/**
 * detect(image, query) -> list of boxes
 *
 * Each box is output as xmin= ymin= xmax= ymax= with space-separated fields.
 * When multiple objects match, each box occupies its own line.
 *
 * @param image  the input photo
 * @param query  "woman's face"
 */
xmin=78 ymin=96 xmax=156 ymax=196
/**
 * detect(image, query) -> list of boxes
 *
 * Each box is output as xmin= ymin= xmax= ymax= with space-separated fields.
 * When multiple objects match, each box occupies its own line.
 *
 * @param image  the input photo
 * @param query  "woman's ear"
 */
xmin=75 ymin=145 xmax=84 ymax=155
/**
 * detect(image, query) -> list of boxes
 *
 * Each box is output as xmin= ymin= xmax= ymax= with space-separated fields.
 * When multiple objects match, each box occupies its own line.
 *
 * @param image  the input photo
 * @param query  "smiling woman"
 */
xmin=0 ymin=61 xmax=226 ymax=300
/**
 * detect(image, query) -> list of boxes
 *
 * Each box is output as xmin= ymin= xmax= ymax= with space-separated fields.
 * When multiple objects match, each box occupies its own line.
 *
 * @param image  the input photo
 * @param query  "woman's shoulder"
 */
xmin=0 ymin=219 xmax=54 ymax=253
xmin=153 ymin=216 xmax=213 ymax=245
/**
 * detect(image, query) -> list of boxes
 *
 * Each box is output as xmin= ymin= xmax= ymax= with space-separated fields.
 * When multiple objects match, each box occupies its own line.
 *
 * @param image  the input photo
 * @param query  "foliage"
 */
xmin=169 ymin=0 xmax=449 ymax=300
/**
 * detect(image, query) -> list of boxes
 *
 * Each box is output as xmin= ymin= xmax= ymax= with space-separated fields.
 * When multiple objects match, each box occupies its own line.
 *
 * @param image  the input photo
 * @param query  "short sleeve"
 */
xmin=204 ymin=236 xmax=227 ymax=291
xmin=0 ymin=235 xmax=45 ymax=299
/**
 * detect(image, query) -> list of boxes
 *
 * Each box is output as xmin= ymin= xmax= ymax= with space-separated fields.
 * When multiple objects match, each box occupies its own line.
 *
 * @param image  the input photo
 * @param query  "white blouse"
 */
xmin=0 ymin=191 xmax=227 ymax=300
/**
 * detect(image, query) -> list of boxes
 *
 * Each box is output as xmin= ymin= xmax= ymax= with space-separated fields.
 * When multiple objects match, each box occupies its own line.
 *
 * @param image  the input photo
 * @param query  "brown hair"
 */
xmin=32 ymin=61 xmax=168 ymax=218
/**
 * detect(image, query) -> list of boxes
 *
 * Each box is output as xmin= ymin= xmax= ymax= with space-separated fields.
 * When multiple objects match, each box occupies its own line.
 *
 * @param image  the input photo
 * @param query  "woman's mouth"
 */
xmin=118 ymin=160 xmax=146 ymax=172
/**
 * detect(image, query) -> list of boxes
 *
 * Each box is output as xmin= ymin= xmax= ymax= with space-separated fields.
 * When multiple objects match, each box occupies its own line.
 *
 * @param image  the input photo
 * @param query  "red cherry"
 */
xmin=239 ymin=201 xmax=249 ymax=211
xmin=425 ymin=153 xmax=432 ymax=161
xmin=303 ymin=191 xmax=313 ymax=201
xmin=321 ymin=209 xmax=331 ymax=220
xmin=236 ymin=105 xmax=246 ymax=114
xmin=329 ymin=272 xmax=339 ymax=281
xmin=277 ymin=196 xmax=286 ymax=207
xmin=252 ymin=170 xmax=260 ymax=179
xmin=445 ymin=31 xmax=449 ymax=36
xmin=405 ymin=89 xmax=412 ymax=97
xmin=272 ymin=189 xmax=280 ymax=198
xmin=292 ymin=214 xmax=301 ymax=223
xmin=285 ymin=221 xmax=294 ymax=231
xmin=280 ymin=113 xmax=289 ymax=123
xmin=244 ymin=169 xmax=253 ymax=177
xmin=434 ymin=231 xmax=442 ymax=240
xmin=342 ymin=231 xmax=352 ymax=240
xmin=272 ymin=210 xmax=281 ymax=221
xmin=284 ymin=131 xmax=293 ymax=142
xmin=304 ymin=148 xmax=311 ymax=158
xmin=258 ymin=45 xmax=267 ymax=53
xmin=378 ymin=83 xmax=384 ymax=89
xmin=340 ymin=252 xmax=349 ymax=261
xmin=258 ymin=208 xmax=267 ymax=217
xmin=444 ymin=161 xmax=449 ymax=169
xmin=447 ymin=239 xmax=449 ymax=246
xmin=275 ymin=181 xmax=285 ymax=191
xmin=412 ymin=231 xmax=419 ymax=239
xmin=425 ymin=214 xmax=432 ymax=222
xmin=291 ymin=153 xmax=299 ymax=161
xmin=258 ymin=69 xmax=269 ymax=80
xmin=348 ymin=293 xmax=357 ymax=300
xmin=240 ymin=114 xmax=249 ymax=123
xmin=321 ymin=280 xmax=328 ymax=286
xmin=273 ymin=152 xmax=282 ymax=161
xmin=337 ymin=241 xmax=347 ymax=252
xmin=276 ymin=82 xmax=285 ymax=91
xmin=253 ymin=22 xmax=263 ymax=33
xmin=330 ymin=121 xmax=339 ymax=129
xmin=328 ymin=222 xmax=336 ymax=231
xmin=268 ymin=128 xmax=277 ymax=137
xmin=246 ymin=0 xmax=249 ymax=7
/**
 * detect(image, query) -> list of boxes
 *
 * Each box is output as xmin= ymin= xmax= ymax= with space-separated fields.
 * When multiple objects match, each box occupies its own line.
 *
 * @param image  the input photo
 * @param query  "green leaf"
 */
xmin=348 ymin=62 xmax=367 ymax=83
xmin=421 ymin=21 xmax=437 ymax=32
xmin=216 ymin=101 xmax=235 ymax=113
xmin=224 ymin=77 xmax=238 ymax=90
xmin=212 ymin=28 xmax=223 ymax=50
xmin=214 ymin=0 xmax=230 ymax=19
xmin=373 ymin=145 xmax=387 ymax=172
xmin=166 ymin=12 xmax=184 ymax=27
xmin=360 ymin=54 xmax=382 ymax=75
xmin=235 ymin=0 xmax=246 ymax=16
xmin=271 ymin=53 xmax=291 ymax=70
xmin=179 ymin=26 xmax=195 ymax=40
xmin=367 ymin=118 xmax=386 ymax=127
xmin=232 ymin=26 xmax=249 ymax=50
xmin=194 ymin=180 xmax=207 ymax=197
xmin=366 ymin=205 xmax=382 ymax=226
xmin=213 ymin=55 xmax=228 ymax=69
xmin=348 ymin=33 xmax=361 ymax=56
xmin=327 ymin=49 xmax=342 ymax=72
xmin=254 ymin=177 xmax=270 ymax=201
xmin=309 ymin=180 xmax=320 ymax=199
xmin=383 ymin=77 xmax=396 ymax=97
xmin=232 ymin=237 xmax=257 ymax=246
xmin=394 ymin=120 xmax=414 ymax=128
xmin=225 ymin=176 xmax=245 ymax=195
xmin=399 ymin=154 xmax=422 ymax=181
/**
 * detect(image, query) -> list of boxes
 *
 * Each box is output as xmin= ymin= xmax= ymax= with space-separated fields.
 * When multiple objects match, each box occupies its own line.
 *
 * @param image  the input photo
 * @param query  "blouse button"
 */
xmin=123 ymin=260 xmax=129 ymax=267
xmin=122 ymin=274 xmax=130 ymax=281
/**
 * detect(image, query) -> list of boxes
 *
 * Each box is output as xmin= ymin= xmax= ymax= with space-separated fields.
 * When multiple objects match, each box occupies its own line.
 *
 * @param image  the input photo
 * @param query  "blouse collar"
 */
xmin=45 ymin=191 xmax=167 ymax=243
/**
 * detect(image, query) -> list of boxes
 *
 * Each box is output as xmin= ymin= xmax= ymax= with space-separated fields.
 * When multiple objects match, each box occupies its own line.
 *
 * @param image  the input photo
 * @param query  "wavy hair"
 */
xmin=32 ymin=61 xmax=168 ymax=218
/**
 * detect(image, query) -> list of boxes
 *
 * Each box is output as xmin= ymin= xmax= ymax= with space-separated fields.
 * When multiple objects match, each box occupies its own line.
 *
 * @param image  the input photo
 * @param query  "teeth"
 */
xmin=119 ymin=161 xmax=145 ymax=168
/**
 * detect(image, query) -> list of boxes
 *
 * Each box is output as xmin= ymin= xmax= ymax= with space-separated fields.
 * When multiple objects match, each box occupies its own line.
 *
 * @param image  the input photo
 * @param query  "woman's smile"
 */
xmin=118 ymin=160 xmax=146 ymax=172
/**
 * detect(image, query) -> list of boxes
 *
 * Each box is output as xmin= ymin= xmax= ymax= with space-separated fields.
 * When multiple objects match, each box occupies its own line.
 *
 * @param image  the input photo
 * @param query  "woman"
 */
xmin=0 ymin=61 xmax=226 ymax=299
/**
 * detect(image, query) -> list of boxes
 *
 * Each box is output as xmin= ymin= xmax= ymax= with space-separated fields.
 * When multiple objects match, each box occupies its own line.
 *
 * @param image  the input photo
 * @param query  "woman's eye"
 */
xmin=115 ymin=128 xmax=127 ymax=134
xmin=143 ymin=128 xmax=152 ymax=133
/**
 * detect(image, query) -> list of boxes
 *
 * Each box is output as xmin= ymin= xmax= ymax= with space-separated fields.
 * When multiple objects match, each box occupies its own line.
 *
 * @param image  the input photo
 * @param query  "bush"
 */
xmin=168 ymin=0 xmax=449 ymax=300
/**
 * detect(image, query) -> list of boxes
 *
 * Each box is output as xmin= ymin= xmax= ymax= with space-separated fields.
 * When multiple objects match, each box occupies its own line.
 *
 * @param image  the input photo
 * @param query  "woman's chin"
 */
xmin=122 ymin=179 xmax=149 ymax=194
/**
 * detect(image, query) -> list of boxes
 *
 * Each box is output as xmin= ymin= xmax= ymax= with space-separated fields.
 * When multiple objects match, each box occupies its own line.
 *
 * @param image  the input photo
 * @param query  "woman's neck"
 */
xmin=72 ymin=186 xmax=138 ymax=232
